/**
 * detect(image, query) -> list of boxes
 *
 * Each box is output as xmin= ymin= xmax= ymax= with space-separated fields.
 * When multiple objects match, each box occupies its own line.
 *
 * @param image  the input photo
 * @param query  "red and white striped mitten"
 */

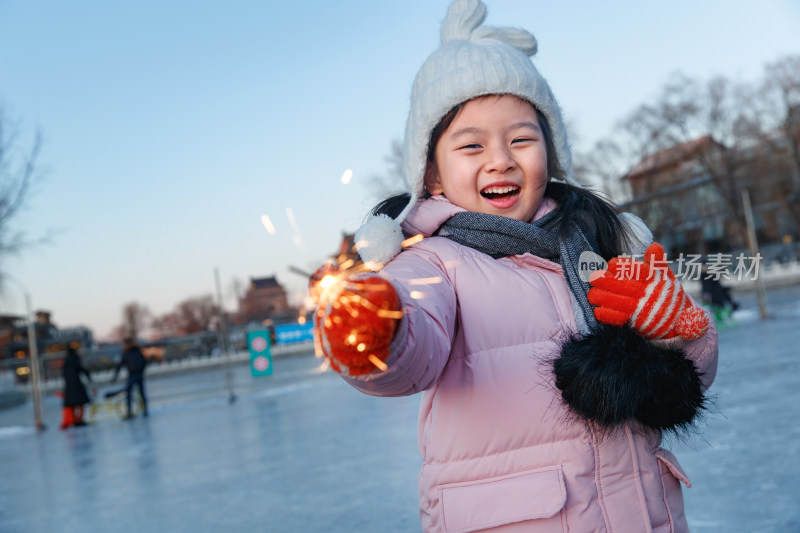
xmin=587 ymin=242 xmax=709 ymax=341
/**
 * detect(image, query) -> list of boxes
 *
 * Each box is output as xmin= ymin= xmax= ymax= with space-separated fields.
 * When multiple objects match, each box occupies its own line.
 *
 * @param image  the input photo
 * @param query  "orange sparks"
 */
xmin=260 ymin=215 xmax=276 ymax=235
xmin=402 ymin=234 xmax=424 ymax=247
xmin=368 ymin=354 xmax=389 ymax=371
xmin=409 ymin=276 xmax=442 ymax=285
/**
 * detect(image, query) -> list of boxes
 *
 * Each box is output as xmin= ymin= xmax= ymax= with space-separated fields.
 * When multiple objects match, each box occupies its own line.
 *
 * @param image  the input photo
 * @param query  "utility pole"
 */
xmin=214 ymin=268 xmax=236 ymax=403
xmin=25 ymin=293 xmax=45 ymax=431
xmin=741 ymin=189 xmax=768 ymax=320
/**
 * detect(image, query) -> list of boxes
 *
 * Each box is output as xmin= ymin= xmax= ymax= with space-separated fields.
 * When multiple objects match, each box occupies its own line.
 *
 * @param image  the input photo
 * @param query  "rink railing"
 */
xmin=0 ymin=340 xmax=315 ymax=397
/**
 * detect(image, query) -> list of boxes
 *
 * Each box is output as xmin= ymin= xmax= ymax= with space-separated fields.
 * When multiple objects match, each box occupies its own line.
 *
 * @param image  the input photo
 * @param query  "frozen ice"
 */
xmin=0 ymin=285 xmax=798 ymax=532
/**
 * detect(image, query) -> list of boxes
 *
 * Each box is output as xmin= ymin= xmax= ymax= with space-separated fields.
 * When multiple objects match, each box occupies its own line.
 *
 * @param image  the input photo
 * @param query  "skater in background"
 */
xmin=111 ymin=338 xmax=148 ymax=418
xmin=311 ymin=0 xmax=718 ymax=531
xmin=60 ymin=345 xmax=93 ymax=429
xmin=701 ymin=273 xmax=739 ymax=322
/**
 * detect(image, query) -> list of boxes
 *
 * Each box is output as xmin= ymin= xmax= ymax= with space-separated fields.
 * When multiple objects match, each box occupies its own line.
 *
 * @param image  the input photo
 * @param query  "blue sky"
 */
xmin=1 ymin=0 xmax=798 ymax=340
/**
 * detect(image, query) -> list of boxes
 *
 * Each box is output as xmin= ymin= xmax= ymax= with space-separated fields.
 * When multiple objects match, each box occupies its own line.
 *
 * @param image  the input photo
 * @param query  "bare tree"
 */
xmin=152 ymin=295 xmax=219 ymax=337
xmin=577 ymin=72 xmax=761 ymax=252
xmin=365 ymin=139 xmax=406 ymax=203
xmin=753 ymin=55 xmax=800 ymax=187
xmin=0 ymin=108 xmax=45 ymax=284
xmin=572 ymin=138 xmax=631 ymax=201
xmin=741 ymin=55 xmax=800 ymax=237
xmin=634 ymin=74 xmax=753 ymax=215
xmin=113 ymin=301 xmax=151 ymax=341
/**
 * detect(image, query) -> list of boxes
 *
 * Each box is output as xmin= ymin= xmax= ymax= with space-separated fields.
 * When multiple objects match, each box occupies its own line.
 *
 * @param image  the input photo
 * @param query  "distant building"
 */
xmin=0 ymin=314 xmax=24 ymax=359
xmin=237 ymin=276 xmax=293 ymax=325
xmin=621 ymin=132 xmax=800 ymax=258
xmin=335 ymin=232 xmax=359 ymax=264
xmin=0 ymin=311 xmax=95 ymax=382
xmin=622 ymin=136 xmax=729 ymax=255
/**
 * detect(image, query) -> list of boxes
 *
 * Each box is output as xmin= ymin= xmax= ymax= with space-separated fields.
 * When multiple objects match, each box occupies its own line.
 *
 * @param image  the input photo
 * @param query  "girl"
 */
xmin=313 ymin=1 xmax=718 ymax=531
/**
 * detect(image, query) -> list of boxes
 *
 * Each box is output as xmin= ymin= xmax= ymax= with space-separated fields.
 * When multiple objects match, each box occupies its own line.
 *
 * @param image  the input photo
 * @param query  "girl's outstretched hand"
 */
xmin=587 ymin=242 xmax=709 ymax=341
xmin=310 ymin=266 xmax=402 ymax=376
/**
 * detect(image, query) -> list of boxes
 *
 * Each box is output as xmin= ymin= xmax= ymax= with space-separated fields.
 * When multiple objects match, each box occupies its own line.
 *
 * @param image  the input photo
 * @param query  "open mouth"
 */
xmin=481 ymin=185 xmax=520 ymax=200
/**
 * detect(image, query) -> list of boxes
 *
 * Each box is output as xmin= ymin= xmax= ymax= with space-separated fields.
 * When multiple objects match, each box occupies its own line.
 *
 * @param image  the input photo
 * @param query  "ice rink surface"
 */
xmin=1 ymin=285 xmax=798 ymax=532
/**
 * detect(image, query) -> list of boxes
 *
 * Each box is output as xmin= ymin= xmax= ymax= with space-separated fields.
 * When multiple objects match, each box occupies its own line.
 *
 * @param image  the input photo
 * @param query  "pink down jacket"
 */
xmin=345 ymin=196 xmax=719 ymax=533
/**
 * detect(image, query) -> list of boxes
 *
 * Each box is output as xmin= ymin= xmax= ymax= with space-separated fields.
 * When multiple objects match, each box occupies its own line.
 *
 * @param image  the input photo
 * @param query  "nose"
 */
xmin=485 ymin=143 xmax=516 ymax=173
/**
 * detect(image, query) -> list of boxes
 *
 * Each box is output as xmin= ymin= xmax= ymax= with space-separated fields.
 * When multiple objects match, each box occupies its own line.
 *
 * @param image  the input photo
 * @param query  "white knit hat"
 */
xmin=356 ymin=0 xmax=577 ymax=267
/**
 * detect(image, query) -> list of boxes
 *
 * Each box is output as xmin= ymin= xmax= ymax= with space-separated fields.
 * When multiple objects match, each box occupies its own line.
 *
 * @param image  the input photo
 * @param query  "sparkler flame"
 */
xmin=308 ymin=249 xmax=405 ymax=374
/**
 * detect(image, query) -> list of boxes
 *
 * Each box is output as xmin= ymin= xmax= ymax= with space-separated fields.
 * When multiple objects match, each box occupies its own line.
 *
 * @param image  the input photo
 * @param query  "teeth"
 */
xmin=482 ymin=186 xmax=519 ymax=195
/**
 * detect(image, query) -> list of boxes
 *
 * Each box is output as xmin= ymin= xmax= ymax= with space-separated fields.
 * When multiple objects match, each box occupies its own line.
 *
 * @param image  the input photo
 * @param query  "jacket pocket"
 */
xmin=655 ymin=448 xmax=690 ymax=532
xmin=439 ymin=466 xmax=567 ymax=533
xmin=655 ymin=448 xmax=691 ymax=488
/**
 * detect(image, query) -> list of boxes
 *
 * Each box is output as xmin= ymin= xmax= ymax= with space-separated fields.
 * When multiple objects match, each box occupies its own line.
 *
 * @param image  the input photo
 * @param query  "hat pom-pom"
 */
xmin=355 ymin=214 xmax=404 ymax=270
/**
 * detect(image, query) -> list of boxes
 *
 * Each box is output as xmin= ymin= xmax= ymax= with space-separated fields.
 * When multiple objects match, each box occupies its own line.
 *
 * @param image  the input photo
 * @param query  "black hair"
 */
xmin=370 ymin=192 xmax=412 ymax=220
xmin=544 ymin=181 xmax=629 ymax=260
xmin=371 ymin=95 xmax=630 ymax=259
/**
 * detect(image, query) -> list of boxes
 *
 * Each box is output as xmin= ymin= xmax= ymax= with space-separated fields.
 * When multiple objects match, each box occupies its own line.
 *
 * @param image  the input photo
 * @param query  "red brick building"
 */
xmin=621 ymin=133 xmax=800 ymax=257
xmin=236 ymin=276 xmax=293 ymax=325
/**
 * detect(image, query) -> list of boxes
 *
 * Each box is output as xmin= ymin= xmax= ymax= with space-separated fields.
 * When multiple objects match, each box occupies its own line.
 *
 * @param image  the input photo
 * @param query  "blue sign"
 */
xmin=274 ymin=323 xmax=314 ymax=344
xmin=247 ymin=329 xmax=272 ymax=377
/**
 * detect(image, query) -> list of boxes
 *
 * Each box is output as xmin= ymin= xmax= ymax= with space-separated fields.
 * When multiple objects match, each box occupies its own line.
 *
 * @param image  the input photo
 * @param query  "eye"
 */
xmin=458 ymin=143 xmax=482 ymax=151
xmin=511 ymin=137 xmax=535 ymax=145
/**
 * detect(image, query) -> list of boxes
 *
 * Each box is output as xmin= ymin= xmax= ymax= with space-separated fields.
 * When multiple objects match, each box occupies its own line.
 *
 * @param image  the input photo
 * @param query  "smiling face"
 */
xmin=424 ymin=95 xmax=549 ymax=222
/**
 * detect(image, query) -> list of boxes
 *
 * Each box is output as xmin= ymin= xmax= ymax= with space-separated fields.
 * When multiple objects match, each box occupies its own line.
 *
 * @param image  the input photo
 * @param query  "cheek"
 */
xmin=529 ymin=150 xmax=549 ymax=181
xmin=436 ymin=156 xmax=469 ymax=191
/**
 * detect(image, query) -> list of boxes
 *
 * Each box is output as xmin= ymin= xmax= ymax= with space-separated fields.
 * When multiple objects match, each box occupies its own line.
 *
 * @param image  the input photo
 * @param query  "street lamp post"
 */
xmin=5 ymin=276 xmax=45 ymax=430
xmin=214 ymin=268 xmax=236 ymax=404
xmin=24 ymin=292 xmax=45 ymax=430
xmin=742 ymin=189 xmax=768 ymax=320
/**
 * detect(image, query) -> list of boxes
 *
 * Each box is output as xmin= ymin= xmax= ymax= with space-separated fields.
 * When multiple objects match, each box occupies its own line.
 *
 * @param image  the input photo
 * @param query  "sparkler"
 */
xmin=306 ymin=238 xmax=409 ymax=372
xmin=304 ymin=232 xmax=444 ymax=374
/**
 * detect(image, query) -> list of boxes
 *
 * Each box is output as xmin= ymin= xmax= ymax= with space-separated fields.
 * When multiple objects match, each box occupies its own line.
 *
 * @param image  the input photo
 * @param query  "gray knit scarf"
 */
xmin=437 ymin=210 xmax=600 ymax=334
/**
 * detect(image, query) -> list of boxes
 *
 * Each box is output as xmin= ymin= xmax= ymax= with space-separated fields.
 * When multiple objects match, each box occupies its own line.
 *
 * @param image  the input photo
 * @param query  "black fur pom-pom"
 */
xmin=553 ymin=323 xmax=705 ymax=434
